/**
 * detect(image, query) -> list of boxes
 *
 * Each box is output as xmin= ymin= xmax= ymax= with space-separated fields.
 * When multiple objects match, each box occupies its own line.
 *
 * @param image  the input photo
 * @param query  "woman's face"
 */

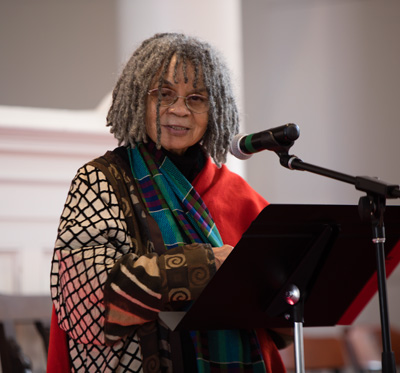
xmin=145 ymin=56 xmax=209 ymax=156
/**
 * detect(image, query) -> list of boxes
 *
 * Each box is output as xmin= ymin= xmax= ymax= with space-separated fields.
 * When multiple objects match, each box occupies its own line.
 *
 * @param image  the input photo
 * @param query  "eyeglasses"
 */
xmin=148 ymin=87 xmax=209 ymax=114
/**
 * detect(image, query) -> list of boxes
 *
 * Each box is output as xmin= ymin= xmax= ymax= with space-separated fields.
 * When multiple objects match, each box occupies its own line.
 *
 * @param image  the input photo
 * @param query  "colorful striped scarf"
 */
xmin=128 ymin=142 xmax=266 ymax=372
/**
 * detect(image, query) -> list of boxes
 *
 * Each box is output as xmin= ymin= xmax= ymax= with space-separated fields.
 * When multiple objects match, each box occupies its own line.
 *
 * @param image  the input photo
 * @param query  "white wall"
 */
xmin=242 ymin=0 xmax=400 ymax=205
xmin=0 ymin=0 xmax=118 ymax=110
xmin=242 ymin=0 xmax=400 ymax=328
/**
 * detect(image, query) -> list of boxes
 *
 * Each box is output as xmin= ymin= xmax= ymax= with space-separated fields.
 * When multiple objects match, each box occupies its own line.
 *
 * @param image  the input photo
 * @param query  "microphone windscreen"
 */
xmin=229 ymin=134 xmax=252 ymax=160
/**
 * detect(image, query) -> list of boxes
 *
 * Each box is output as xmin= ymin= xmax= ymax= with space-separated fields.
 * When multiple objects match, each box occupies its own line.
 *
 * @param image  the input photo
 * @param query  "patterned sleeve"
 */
xmin=50 ymin=164 xmax=216 ymax=346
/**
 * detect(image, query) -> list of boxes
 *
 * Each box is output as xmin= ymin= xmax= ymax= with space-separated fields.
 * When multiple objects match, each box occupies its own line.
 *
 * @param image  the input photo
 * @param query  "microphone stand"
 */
xmin=277 ymin=149 xmax=399 ymax=373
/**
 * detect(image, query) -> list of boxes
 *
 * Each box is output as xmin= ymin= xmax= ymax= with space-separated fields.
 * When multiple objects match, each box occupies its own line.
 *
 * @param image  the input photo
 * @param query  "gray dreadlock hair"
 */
xmin=107 ymin=32 xmax=239 ymax=166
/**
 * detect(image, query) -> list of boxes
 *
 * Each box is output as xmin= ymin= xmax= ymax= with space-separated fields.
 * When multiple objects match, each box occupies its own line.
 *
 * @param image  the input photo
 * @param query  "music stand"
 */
xmin=159 ymin=204 xmax=400 ymax=371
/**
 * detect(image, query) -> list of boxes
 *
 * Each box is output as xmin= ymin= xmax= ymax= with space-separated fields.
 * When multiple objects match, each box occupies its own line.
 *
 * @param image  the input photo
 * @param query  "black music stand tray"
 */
xmin=159 ymin=204 xmax=400 ymax=372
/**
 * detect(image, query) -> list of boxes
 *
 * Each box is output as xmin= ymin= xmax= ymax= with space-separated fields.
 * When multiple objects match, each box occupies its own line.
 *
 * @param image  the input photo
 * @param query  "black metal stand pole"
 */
xmin=367 ymin=194 xmax=397 ymax=373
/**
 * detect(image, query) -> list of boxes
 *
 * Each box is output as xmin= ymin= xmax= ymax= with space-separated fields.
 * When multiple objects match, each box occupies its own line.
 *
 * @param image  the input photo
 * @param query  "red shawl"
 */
xmin=47 ymin=157 xmax=286 ymax=372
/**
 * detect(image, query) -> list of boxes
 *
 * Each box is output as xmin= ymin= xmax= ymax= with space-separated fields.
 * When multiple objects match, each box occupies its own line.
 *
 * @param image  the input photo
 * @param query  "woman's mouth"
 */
xmin=165 ymin=125 xmax=189 ymax=131
xmin=163 ymin=125 xmax=190 ymax=136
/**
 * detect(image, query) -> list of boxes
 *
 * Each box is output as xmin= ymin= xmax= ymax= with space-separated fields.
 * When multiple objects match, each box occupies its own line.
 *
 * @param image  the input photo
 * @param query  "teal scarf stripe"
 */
xmin=158 ymin=158 xmax=222 ymax=247
xmin=152 ymin=210 xmax=187 ymax=247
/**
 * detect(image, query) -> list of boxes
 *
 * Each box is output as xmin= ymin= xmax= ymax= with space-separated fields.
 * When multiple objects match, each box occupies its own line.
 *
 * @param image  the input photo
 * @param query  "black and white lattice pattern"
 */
xmin=51 ymin=164 xmax=143 ymax=372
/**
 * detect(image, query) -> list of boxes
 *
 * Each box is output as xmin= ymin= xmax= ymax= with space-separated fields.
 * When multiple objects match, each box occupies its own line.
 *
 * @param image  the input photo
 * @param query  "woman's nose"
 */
xmin=167 ymin=96 xmax=191 ymax=115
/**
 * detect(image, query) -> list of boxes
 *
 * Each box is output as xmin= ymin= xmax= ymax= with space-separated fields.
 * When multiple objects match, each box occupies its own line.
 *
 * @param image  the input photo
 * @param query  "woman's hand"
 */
xmin=212 ymin=244 xmax=234 ymax=270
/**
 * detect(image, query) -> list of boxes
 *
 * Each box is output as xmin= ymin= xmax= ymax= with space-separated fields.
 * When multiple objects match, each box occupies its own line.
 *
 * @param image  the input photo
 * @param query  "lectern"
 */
xmin=159 ymin=204 xmax=400 ymax=371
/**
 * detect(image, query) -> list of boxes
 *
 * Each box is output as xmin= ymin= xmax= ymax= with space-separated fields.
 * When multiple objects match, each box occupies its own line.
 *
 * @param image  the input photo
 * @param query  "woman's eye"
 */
xmin=160 ymin=89 xmax=175 ymax=99
xmin=188 ymin=95 xmax=207 ymax=103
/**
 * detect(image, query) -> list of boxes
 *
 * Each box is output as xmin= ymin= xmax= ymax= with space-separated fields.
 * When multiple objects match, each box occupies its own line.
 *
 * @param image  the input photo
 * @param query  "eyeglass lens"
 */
xmin=149 ymin=88 xmax=209 ymax=113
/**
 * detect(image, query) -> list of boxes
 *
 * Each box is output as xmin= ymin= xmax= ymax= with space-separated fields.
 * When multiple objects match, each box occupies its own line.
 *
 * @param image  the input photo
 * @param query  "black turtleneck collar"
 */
xmin=161 ymin=143 xmax=206 ymax=182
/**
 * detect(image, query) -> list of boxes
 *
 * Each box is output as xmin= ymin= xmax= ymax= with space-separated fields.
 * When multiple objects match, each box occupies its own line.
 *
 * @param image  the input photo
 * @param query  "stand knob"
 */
xmin=285 ymin=284 xmax=300 ymax=306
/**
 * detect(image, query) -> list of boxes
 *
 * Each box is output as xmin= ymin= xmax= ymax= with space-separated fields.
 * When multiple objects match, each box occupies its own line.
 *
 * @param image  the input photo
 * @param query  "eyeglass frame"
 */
xmin=147 ymin=87 xmax=210 ymax=114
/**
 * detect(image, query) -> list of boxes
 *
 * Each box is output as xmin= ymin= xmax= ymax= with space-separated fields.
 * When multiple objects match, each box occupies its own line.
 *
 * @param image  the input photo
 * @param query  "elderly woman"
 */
xmin=49 ymin=33 xmax=287 ymax=372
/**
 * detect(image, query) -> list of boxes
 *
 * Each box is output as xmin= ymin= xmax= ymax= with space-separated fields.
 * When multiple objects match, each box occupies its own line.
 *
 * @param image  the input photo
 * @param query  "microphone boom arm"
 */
xmin=278 ymin=153 xmax=400 ymax=199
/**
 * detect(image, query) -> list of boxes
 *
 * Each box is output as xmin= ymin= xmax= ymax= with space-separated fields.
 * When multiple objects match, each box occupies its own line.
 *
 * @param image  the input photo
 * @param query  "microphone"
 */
xmin=230 ymin=123 xmax=300 ymax=160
